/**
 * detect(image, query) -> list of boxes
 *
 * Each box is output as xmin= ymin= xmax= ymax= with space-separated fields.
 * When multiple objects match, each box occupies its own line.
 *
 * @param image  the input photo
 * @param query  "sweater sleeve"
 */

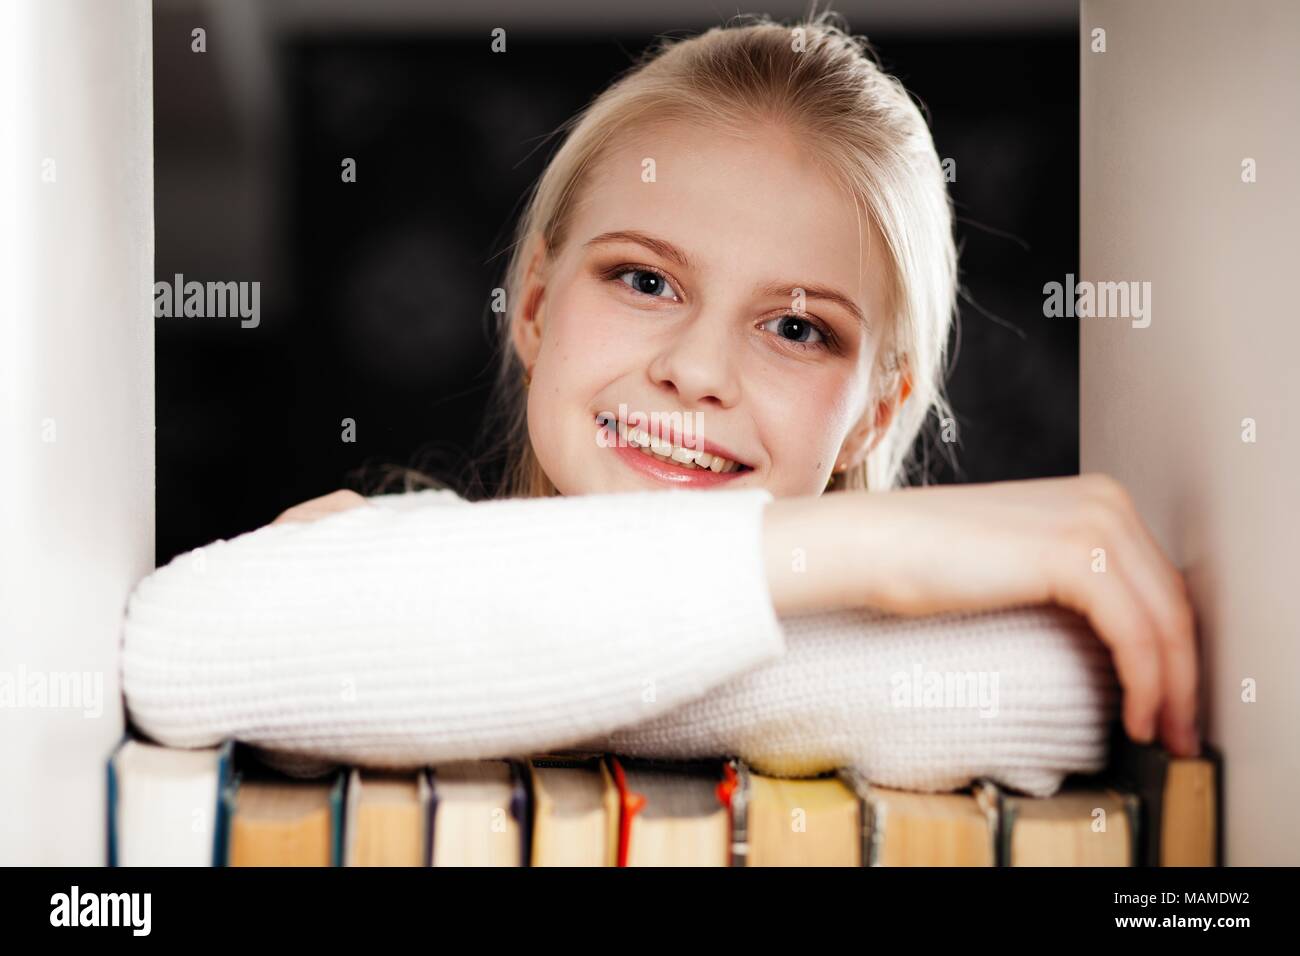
xmin=121 ymin=487 xmax=787 ymax=768
xmin=578 ymin=604 xmax=1121 ymax=798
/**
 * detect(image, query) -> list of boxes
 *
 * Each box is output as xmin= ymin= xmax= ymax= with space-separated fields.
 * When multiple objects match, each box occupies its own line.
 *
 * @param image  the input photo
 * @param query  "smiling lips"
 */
xmin=596 ymin=412 xmax=752 ymax=485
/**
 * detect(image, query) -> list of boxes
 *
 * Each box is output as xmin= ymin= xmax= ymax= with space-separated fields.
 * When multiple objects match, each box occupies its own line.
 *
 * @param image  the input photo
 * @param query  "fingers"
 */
xmin=1098 ymin=542 xmax=1198 ymax=755
xmin=1089 ymin=478 xmax=1200 ymax=756
xmin=1067 ymin=476 xmax=1200 ymax=756
xmin=1126 ymin=529 xmax=1200 ymax=757
xmin=1066 ymin=567 xmax=1162 ymax=745
xmin=1122 ymin=540 xmax=1199 ymax=756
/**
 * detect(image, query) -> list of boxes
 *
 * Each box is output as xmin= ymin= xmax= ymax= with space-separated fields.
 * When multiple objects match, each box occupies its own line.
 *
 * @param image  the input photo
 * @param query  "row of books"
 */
xmin=106 ymin=729 xmax=1219 ymax=866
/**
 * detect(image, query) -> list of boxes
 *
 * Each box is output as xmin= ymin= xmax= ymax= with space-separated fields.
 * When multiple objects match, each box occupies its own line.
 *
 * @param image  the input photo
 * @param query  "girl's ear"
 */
xmin=867 ymin=369 xmax=911 ymax=449
xmin=510 ymin=235 xmax=550 ymax=370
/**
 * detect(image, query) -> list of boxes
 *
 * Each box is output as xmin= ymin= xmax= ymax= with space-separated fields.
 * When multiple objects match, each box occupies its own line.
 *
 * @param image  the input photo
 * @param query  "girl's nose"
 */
xmin=644 ymin=309 xmax=741 ymax=409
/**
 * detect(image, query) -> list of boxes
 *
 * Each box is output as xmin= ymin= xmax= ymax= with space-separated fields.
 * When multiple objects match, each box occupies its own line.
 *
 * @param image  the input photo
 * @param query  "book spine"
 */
xmin=329 ymin=770 xmax=346 ymax=868
xmin=508 ymin=760 xmax=531 ymax=869
xmin=728 ymin=757 xmax=750 ymax=868
xmin=420 ymin=769 xmax=435 ymax=868
xmin=212 ymin=740 xmax=234 ymax=867
xmin=104 ymin=733 xmax=130 ymax=867
xmin=218 ymin=768 xmax=243 ymax=867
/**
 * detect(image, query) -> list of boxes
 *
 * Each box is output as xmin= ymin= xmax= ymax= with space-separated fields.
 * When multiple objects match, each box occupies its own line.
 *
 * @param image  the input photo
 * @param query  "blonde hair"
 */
xmin=473 ymin=8 xmax=957 ymax=499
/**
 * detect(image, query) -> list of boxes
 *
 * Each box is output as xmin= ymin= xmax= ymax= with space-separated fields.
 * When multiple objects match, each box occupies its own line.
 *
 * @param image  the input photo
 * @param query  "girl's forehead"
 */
xmin=568 ymin=123 xmax=886 ymax=307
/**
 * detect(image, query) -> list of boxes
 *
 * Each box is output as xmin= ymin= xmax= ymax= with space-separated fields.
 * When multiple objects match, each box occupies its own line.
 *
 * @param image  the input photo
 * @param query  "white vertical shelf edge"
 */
xmin=0 ymin=0 xmax=154 ymax=864
xmin=1081 ymin=0 xmax=1300 ymax=864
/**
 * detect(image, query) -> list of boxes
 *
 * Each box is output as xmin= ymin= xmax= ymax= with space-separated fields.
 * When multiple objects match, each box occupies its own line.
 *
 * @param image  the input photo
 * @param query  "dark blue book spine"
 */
xmin=329 ymin=770 xmax=346 ymax=867
xmin=212 ymin=740 xmax=234 ymax=866
xmin=510 ymin=760 xmax=532 ymax=868
xmin=105 ymin=735 xmax=127 ymax=867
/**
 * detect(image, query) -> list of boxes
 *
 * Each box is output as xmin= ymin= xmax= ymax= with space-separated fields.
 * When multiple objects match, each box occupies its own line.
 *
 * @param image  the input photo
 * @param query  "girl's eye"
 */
xmin=761 ymin=313 xmax=828 ymax=350
xmin=616 ymin=268 xmax=678 ymax=300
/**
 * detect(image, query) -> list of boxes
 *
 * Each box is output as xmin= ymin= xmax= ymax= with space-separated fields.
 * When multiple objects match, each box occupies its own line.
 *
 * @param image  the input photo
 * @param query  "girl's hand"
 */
xmin=270 ymin=489 xmax=369 ymax=526
xmin=763 ymin=473 xmax=1199 ymax=758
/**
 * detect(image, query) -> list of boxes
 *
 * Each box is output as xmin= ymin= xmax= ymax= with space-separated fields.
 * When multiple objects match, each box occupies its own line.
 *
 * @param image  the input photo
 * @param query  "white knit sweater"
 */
xmin=121 ymin=487 xmax=1119 ymax=797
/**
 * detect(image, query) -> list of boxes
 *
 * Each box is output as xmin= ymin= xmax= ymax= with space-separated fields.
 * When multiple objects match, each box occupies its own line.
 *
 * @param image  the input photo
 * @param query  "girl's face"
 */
xmin=513 ymin=120 xmax=894 ymax=498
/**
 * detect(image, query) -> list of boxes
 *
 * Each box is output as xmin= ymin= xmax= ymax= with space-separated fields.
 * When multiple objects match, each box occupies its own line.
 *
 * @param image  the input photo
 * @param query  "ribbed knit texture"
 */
xmin=581 ymin=605 xmax=1119 ymax=797
xmin=121 ymin=487 xmax=1119 ymax=798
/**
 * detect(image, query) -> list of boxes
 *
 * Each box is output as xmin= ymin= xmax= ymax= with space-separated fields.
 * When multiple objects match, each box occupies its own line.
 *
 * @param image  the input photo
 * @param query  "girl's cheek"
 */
xmin=758 ymin=375 xmax=856 ymax=474
xmin=547 ymin=285 xmax=605 ymax=338
xmin=559 ymin=295 xmax=633 ymax=356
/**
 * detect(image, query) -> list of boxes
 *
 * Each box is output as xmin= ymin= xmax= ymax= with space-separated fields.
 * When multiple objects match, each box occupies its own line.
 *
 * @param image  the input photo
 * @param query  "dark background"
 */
xmin=153 ymin=1 xmax=1078 ymax=565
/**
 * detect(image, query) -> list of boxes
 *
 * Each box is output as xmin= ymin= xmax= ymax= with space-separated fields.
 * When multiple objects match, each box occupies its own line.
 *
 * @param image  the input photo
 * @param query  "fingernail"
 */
xmin=1182 ymin=722 xmax=1201 ymax=757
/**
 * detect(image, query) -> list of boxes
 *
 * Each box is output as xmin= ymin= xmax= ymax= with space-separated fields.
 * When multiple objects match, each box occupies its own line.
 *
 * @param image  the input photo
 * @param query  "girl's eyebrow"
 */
xmin=585 ymin=229 xmax=869 ymax=333
xmin=584 ymin=230 xmax=694 ymax=271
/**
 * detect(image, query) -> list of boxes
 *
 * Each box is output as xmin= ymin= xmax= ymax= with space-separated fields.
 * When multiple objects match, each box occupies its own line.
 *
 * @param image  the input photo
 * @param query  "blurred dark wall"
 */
xmin=154 ymin=12 xmax=1078 ymax=565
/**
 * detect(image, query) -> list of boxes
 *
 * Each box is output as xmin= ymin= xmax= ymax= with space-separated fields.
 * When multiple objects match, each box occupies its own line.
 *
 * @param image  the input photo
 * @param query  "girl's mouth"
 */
xmin=595 ymin=412 xmax=754 ymax=486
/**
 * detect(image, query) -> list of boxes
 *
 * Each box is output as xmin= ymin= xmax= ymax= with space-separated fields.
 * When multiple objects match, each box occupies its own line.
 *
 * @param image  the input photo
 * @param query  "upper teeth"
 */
xmin=605 ymin=418 xmax=744 ymax=473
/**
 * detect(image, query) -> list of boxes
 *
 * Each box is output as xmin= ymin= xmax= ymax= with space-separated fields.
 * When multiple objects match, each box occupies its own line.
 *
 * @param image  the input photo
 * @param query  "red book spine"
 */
xmin=608 ymin=757 xmax=647 ymax=868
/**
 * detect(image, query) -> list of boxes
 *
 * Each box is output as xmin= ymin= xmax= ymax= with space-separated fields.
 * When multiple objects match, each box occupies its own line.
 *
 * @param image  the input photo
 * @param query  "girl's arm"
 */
xmin=123 ymin=471 xmax=1195 ymax=775
xmin=122 ymin=487 xmax=789 ymax=766
xmin=583 ymin=603 xmax=1120 ymax=798
xmin=277 ymin=474 xmax=1198 ymax=758
xmin=762 ymin=473 xmax=1198 ymax=758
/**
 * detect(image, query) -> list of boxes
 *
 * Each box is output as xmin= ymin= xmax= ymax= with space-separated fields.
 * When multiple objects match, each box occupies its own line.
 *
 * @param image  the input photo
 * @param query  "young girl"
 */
xmin=122 ymin=13 xmax=1197 ymax=797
